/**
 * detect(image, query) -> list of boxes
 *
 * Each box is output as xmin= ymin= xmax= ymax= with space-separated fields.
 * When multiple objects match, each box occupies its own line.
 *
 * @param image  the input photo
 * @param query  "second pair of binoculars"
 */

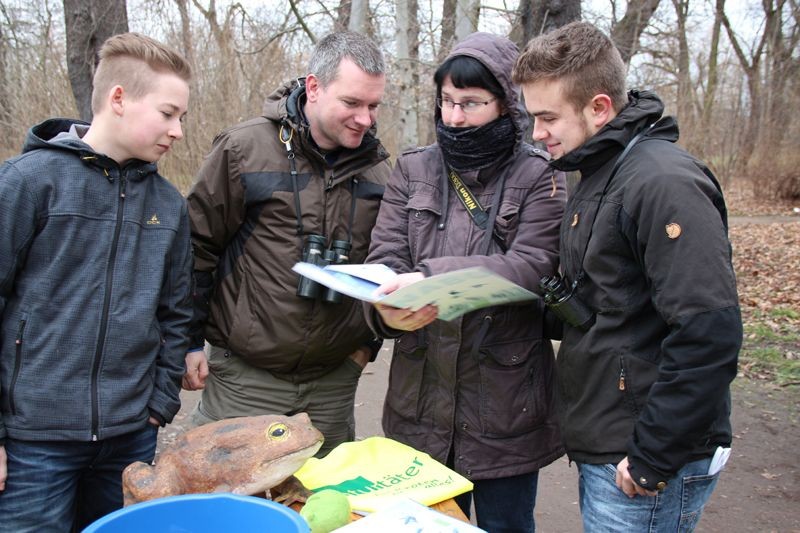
xmin=296 ymin=234 xmax=352 ymax=304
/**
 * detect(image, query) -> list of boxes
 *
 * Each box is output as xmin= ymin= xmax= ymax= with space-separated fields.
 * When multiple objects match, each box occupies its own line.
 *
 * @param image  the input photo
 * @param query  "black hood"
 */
xmin=552 ymin=90 xmax=671 ymax=175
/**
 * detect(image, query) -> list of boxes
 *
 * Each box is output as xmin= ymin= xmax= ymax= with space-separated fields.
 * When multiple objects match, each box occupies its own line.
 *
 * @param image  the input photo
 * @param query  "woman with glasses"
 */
xmin=364 ymin=33 xmax=566 ymax=532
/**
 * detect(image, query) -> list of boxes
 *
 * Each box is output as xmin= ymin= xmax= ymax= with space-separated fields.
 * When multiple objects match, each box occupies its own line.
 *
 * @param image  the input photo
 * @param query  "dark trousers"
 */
xmin=454 ymin=470 xmax=540 ymax=533
xmin=0 ymin=424 xmax=158 ymax=532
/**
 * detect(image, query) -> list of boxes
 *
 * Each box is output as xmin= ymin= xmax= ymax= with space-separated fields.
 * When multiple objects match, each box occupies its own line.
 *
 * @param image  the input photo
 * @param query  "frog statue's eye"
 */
xmin=266 ymin=423 xmax=289 ymax=441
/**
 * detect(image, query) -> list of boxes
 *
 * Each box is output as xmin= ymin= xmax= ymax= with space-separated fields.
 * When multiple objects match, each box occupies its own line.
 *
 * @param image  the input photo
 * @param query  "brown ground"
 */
xmin=163 ymin=352 xmax=799 ymax=532
xmin=159 ymin=179 xmax=800 ymax=531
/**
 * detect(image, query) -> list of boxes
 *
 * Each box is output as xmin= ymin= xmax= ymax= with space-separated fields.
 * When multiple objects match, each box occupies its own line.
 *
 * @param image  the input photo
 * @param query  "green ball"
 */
xmin=299 ymin=490 xmax=352 ymax=533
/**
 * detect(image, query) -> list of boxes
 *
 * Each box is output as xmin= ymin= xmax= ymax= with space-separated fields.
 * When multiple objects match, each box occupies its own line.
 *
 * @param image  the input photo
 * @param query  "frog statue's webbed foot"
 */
xmin=270 ymin=475 xmax=313 ymax=506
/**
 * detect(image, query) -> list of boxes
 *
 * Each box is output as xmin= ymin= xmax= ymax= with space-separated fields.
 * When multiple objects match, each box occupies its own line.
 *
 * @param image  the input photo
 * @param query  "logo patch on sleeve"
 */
xmin=665 ymin=222 xmax=682 ymax=239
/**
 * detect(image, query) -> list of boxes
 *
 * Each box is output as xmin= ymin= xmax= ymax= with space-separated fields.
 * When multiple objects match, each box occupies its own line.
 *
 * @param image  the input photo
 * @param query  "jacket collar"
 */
xmin=25 ymin=118 xmax=158 ymax=181
xmin=262 ymin=78 xmax=389 ymax=178
xmin=551 ymin=90 xmax=668 ymax=176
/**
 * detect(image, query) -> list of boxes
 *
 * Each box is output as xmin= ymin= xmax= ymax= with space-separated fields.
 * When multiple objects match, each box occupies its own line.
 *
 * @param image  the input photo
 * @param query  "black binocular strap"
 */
xmin=281 ymin=122 xmax=358 ymax=250
xmin=572 ymin=122 xmax=655 ymax=290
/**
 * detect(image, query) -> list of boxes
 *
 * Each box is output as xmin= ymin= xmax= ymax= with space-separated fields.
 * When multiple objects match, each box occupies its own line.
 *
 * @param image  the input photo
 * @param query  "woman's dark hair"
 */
xmin=434 ymin=55 xmax=504 ymax=100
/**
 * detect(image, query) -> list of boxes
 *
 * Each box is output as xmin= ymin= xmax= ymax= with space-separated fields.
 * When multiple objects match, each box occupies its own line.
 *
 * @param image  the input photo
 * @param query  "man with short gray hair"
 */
xmin=183 ymin=32 xmax=390 ymax=456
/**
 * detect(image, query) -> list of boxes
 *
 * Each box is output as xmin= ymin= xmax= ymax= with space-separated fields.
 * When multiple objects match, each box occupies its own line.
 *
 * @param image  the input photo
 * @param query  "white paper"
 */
xmin=291 ymin=263 xmax=538 ymax=321
xmin=707 ymin=446 xmax=731 ymax=476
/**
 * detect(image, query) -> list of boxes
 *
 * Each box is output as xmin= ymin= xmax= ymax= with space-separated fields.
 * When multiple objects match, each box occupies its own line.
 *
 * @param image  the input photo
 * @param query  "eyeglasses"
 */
xmin=436 ymin=96 xmax=497 ymax=113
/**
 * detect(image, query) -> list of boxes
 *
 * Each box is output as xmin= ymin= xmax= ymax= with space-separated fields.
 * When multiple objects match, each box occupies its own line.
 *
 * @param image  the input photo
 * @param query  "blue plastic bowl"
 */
xmin=82 ymin=493 xmax=309 ymax=532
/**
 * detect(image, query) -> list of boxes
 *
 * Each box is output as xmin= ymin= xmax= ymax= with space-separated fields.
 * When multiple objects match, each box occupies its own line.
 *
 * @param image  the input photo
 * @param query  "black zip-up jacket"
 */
xmin=0 ymin=118 xmax=193 ymax=443
xmin=550 ymin=91 xmax=741 ymax=490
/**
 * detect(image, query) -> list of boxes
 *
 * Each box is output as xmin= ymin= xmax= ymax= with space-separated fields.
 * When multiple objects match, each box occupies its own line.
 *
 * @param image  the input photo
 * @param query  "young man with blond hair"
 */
xmin=513 ymin=22 xmax=741 ymax=531
xmin=0 ymin=32 xmax=193 ymax=530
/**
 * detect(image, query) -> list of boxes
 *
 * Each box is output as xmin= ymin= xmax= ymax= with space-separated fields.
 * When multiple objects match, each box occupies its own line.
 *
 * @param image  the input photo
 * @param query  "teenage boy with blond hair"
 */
xmin=0 ymin=32 xmax=193 ymax=530
xmin=513 ymin=22 xmax=740 ymax=531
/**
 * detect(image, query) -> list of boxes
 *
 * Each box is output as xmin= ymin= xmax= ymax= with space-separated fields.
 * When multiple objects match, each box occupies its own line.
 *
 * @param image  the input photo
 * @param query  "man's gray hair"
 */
xmin=308 ymin=32 xmax=385 ymax=87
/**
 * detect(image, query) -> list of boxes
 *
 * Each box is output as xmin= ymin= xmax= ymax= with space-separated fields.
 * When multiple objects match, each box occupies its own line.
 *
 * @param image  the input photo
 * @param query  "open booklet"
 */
xmin=291 ymin=262 xmax=538 ymax=321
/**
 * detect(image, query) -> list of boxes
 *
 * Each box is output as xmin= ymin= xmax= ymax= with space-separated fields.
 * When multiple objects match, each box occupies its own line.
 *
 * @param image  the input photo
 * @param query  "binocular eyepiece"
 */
xmin=296 ymin=234 xmax=351 ymax=304
xmin=539 ymin=275 xmax=595 ymax=332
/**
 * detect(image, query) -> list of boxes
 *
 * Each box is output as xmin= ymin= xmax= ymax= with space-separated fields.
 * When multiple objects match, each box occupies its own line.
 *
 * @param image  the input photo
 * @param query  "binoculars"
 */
xmin=539 ymin=275 xmax=595 ymax=332
xmin=296 ymin=234 xmax=352 ymax=304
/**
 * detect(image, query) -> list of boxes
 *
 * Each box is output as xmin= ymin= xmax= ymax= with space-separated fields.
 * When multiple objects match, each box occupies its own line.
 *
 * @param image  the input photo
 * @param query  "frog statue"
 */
xmin=122 ymin=413 xmax=324 ymax=505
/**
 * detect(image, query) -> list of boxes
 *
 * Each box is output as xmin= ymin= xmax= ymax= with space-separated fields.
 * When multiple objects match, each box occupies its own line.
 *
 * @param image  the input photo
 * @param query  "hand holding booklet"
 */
xmin=291 ymin=262 xmax=538 ymax=321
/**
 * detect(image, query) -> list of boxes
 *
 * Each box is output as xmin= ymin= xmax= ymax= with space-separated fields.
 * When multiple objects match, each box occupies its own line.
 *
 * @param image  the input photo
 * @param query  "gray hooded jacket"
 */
xmin=0 ymin=118 xmax=192 ymax=443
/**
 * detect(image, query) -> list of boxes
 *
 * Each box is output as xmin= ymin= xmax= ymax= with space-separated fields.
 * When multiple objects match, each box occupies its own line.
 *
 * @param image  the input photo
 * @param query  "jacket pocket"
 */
xmin=207 ymin=344 xmax=236 ymax=379
xmin=617 ymin=354 xmax=658 ymax=417
xmin=8 ymin=313 xmax=28 ymax=416
xmin=492 ymin=201 xmax=521 ymax=250
xmin=385 ymin=330 xmax=428 ymax=424
xmin=478 ymin=337 xmax=549 ymax=438
xmin=406 ymin=195 xmax=441 ymax=263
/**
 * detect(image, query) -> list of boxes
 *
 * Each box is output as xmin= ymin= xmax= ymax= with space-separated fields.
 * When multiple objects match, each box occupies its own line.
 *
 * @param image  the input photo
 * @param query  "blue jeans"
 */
xmin=454 ymin=471 xmax=539 ymax=533
xmin=0 ymin=424 xmax=158 ymax=533
xmin=577 ymin=458 xmax=719 ymax=532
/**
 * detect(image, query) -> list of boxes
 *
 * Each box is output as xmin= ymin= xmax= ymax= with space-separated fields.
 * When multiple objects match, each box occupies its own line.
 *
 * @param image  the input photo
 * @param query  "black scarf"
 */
xmin=436 ymin=114 xmax=516 ymax=173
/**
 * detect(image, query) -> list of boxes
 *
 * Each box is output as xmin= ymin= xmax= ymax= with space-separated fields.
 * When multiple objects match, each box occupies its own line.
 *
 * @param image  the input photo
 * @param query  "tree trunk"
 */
xmin=395 ymin=0 xmax=419 ymax=151
xmin=610 ymin=0 xmax=661 ymax=65
xmin=672 ymin=0 xmax=694 ymax=134
xmin=513 ymin=0 xmax=581 ymax=48
xmin=439 ymin=0 xmax=457 ymax=60
xmin=700 ymin=0 xmax=723 ymax=131
xmin=63 ymin=0 xmax=128 ymax=122
xmin=349 ymin=0 xmax=368 ymax=33
xmin=173 ymin=0 xmax=194 ymax=70
xmin=0 ymin=19 xmax=10 ymax=133
xmin=454 ymin=0 xmax=480 ymax=42
xmin=335 ymin=0 xmax=351 ymax=32
xmin=721 ymin=2 xmax=770 ymax=170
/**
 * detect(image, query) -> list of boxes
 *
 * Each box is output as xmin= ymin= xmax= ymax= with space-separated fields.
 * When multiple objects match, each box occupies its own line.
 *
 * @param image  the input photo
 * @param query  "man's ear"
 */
xmin=305 ymin=74 xmax=320 ymax=103
xmin=109 ymin=85 xmax=125 ymax=116
xmin=588 ymin=94 xmax=614 ymax=129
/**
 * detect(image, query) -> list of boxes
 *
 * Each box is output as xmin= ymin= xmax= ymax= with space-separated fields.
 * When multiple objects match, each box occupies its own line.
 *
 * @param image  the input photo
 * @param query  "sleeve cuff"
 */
xmin=365 ymin=337 xmax=384 ymax=362
xmin=149 ymin=411 xmax=167 ymax=427
xmin=627 ymin=458 xmax=670 ymax=491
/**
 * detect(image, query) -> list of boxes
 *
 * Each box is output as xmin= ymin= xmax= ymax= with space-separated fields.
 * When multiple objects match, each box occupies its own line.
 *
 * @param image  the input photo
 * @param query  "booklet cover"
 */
xmin=291 ymin=263 xmax=538 ymax=321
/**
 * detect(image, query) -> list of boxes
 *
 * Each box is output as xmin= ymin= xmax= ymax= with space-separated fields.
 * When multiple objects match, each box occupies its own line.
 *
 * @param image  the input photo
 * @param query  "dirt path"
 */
xmin=729 ymin=215 xmax=800 ymax=225
xmin=162 ymin=346 xmax=800 ymax=532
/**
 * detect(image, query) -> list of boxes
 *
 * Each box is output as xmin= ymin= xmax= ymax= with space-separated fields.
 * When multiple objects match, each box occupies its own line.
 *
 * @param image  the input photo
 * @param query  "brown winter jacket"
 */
xmin=365 ymin=33 xmax=566 ymax=480
xmin=187 ymin=79 xmax=390 ymax=382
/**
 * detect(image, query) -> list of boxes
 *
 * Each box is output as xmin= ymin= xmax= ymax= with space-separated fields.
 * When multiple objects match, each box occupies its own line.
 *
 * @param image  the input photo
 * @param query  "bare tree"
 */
xmin=395 ymin=0 xmax=419 ymax=151
xmin=0 ymin=6 xmax=10 ymax=133
xmin=671 ymin=0 xmax=694 ymax=131
xmin=699 ymin=0 xmax=724 ymax=135
xmin=721 ymin=0 xmax=771 ymax=169
xmin=335 ymin=0 xmax=350 ymax=31
xmin=610 ymin=0 xmax=661 ymax=64
xmin=454 ymin=0 xmax=479 ymax=41
xmin=173 ymin=0 xmax=194 ymax=69
xmin=63 ymin=0 xmax=128 ymax=122
xmin=349 ymin=0 xmax=367 ymax=33
xmin=512 ymin=0 xmax=580 ymax=48
xmin=438 ymin=0 xmax=457 ymax=60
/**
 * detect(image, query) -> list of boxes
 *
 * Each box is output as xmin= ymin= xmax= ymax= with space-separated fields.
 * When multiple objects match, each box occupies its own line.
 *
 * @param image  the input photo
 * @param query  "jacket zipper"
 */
xmin=90 ymin=173 xmax=127 ymax=441
xmin=8 ymin=317 xmax=27 ymax=415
